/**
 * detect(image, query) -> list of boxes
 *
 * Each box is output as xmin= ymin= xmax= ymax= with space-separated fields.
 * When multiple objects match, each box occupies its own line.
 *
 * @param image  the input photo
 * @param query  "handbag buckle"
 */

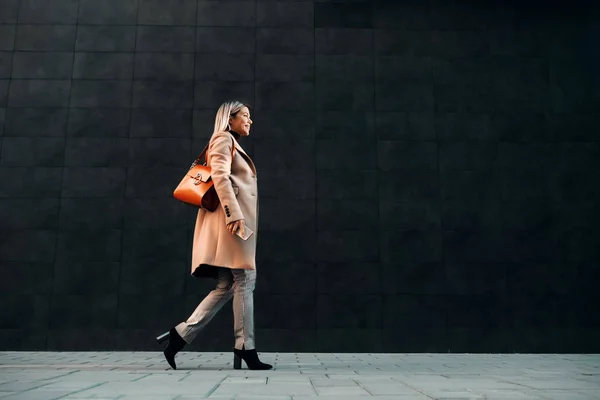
xmin=192 ymin=173 xmax=203 ymax=185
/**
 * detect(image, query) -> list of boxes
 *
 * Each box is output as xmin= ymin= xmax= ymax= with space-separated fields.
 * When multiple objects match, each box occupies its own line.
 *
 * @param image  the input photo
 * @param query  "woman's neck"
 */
xmin=229 ymin=130 xmax=241 ymax=140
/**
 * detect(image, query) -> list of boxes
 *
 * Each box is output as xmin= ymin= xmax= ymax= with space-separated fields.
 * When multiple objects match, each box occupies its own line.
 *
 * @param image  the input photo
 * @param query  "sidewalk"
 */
xmin=0 ymin=352 xmax=598 ymax=399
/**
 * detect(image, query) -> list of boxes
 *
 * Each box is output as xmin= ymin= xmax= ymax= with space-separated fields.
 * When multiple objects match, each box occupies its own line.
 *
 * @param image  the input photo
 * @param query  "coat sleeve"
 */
xmin=208 ymin=132 xmax=244 ymax=224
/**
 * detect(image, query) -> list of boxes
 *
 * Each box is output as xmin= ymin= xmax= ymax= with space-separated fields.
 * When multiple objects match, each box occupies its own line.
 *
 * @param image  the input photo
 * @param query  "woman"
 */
xmin=156 ymin=100 xmax=272 ymax=371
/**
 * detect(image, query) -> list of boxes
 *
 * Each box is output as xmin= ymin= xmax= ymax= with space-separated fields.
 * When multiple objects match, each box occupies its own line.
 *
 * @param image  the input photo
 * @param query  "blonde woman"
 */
xmin=156 ymin=100 xmax=271 ymax=371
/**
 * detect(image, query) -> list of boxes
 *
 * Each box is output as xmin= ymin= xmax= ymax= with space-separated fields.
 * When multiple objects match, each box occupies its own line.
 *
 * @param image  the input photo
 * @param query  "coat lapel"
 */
xmin=233 ymin=140 xmax=257 ymax=175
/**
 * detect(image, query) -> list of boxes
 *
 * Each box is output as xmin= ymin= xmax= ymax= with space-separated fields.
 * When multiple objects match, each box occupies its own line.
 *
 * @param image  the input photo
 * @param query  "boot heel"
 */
xmin=156 ymin=331 xmax=170 ymax=345
xmin=233 ymin=354 xmax=242 ymax=370
xmin=232 ymin=348 xmax=272 ymax=370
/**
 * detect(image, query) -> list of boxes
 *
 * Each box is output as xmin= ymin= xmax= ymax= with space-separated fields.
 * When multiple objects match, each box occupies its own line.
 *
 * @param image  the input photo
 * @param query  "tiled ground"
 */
xmin=0 ymin=352 xmax=598 ymax=399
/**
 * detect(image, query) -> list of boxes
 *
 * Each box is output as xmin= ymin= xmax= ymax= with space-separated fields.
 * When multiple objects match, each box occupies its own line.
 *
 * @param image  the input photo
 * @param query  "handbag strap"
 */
xmin=190 ymin=137 xmax=236 ymax=169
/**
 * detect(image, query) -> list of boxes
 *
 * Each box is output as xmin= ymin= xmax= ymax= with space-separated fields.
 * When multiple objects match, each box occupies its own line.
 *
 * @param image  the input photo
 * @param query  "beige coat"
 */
xmin=190 ymin=131 xmax=258 ymax=279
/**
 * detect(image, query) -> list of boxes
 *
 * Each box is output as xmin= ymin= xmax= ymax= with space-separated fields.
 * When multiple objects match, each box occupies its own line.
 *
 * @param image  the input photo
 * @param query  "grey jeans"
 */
xmin=175 ymin=268 xmax=256 ymax=350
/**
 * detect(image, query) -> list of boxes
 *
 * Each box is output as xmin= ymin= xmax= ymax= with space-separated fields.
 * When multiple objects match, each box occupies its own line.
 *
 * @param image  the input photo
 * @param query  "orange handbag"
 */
xmin=173 ymin=139 xmax=235 ymax=210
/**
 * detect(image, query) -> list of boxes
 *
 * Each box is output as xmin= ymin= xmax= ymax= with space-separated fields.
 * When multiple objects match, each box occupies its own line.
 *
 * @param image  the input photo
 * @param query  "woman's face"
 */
xmin=229 ymin=107 xmax=252 ymax=136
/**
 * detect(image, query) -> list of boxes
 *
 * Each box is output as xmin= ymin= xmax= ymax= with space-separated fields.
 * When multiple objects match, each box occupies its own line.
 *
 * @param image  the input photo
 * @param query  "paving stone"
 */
xmin=115 ymin=396 xmax=179 ymax=400
xmin=222 ymin=377 xmax=266 ymax=384
xmin=29 ymin=381 xmax=103 ymax=391
xmin=360 ymin=383 xmax=426 ymax=395
xmin=177 ymin=397 xmax=232 ymax=400
xmin=471 ymin=390 xmax=546 ymax=399
xmin=2 ymin=390 xmax=76 ymax=400
xmin=310 ymin=378 xmax=358 ymax=387
xmin=234 ymin=397 xmax=291 ymax=400
xmin=61 ymin=396 xmax=121 ymax=399
xmin=0 ymin=381 xmax=50 ymax=391
xmin=294 ymin=398 xmax=428 ymax=400
xmin=424 ymin=391 xmax=487 ymax=399
xmin=212 ymin=381 xmax=316 ymax=397
xmin=314 ymin=386 xmax=371 ymax=395
xmin=526 ymin=392 xmax=600 ymax=400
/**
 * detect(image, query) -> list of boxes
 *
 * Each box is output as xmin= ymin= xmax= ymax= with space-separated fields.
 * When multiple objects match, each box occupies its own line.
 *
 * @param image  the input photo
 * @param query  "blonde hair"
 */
xmin=212 ymin=100 xmax=249 ymax=135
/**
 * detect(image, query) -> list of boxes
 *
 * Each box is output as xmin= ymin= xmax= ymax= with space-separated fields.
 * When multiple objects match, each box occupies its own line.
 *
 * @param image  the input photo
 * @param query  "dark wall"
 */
xmin=1 ymin=0 xmax=599 ymax=353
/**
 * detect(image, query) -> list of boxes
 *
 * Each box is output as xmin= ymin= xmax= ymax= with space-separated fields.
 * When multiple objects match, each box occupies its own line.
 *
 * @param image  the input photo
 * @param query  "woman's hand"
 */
xmin=227 ymin=219 xmax=245 ymax=237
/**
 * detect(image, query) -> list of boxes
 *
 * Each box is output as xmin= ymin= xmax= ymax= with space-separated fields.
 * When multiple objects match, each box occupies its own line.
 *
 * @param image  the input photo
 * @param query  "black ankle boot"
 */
xmin=233 ymin=346 xmax=272 ymax=370
xmin=160 ymin=328 xmax=186 ymax=370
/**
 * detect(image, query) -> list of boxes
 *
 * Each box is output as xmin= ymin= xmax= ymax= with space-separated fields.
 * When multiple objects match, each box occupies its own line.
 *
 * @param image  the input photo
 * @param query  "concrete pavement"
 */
xmin=0 ymin=352 xmax=599 ymax=399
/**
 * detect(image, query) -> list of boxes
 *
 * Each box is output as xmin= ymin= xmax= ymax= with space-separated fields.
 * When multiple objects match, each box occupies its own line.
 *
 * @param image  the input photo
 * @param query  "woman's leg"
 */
xmin=231 ymin=269 xmax=257 ymax=350
xmin=175 ymin=268 xmax=234 ymax=344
